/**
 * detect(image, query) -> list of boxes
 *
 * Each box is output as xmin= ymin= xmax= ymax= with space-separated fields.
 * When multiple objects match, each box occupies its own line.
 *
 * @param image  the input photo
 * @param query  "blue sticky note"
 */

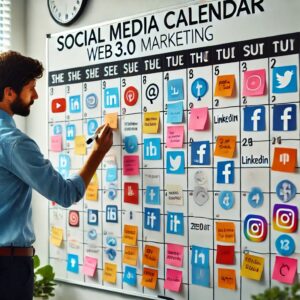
xmin=87 ymin=209 xmax=98 ymax=226
xmin=192 ymin=266 xmax=210 ymax=287
xmin=87 ymin=119 xmax=98 ymax=136
xmin=53 ymin=124 xmax=62 ymax=135
xmin=168 ymin=79 xmax=184 ymax=101
xmin=191 ymin=245 xmax=209 ymax=267
xmin=123 ymin=266 xmax=137 ymax=286
xmin=69 ymin=95 xmax=81 ymax=113
xmin=145 ymin=186 xmax=160 ymax=205
xmin=66 ymin=124 xmax=76 ymax=141
xmin=144 ymin=138 xmax=161 ymax=160
xmin=167 ymin=101 xmax=183 ymax=124
xmin=272 ymin=65 xmax=298 ymax=93
xmin=191 ymin=78 xmax=208 ymax=99
xmin=248 ymin=187 xmax=264 ymax=208
xmin=243 ymin=105 xmax=266 ymax=131
xmin=106 ymin=166 xmax=117 ymax=182
xmin=106 ymin=205 xmax=118 ymax=223
xmin=144 ymin=207 xmax=160 ymax=231
xmin=67 ymin=253 xmax=79 ymax=273
xmin=104 ymin=87 xmax=120 ymax=108
xmin=191 ymin=141 xmax=210 ymax=165
xmin=273 ymin=104 xmax=296 ymax=131
xmin=217 ymin=161 xmax=234 ymax=184
xmin=167 ymin=212 xmax=184 ymax=235
xmin=166 ymin=151 xmax=185 ymax=174
xmin=124 ymin=135 xmax=138 ymax=153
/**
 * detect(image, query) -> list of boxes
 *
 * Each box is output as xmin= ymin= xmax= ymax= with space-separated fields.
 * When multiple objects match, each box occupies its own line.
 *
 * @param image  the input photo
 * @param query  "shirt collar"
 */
xmin=0 ymin=109 xmax=16 ymax=128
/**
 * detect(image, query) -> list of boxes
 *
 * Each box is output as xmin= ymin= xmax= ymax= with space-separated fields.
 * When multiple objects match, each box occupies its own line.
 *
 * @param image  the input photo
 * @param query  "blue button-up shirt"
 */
xmin=0 ymin=109 xmax=85 ymax=247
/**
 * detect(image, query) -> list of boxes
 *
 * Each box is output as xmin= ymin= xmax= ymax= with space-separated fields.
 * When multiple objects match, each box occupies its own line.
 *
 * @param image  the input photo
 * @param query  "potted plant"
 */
xmin=33 ymin=255 xmax=56 ymax=299
xmin=252 ymin=283 xmax=300 ymax=300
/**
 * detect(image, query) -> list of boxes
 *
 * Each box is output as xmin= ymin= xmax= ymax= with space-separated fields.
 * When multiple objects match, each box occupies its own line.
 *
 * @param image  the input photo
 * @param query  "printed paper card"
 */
xmin=216 ymin=222 xmax=235 ymax=243
xmin=164 ymin=268 xmax=182 ymax=292
xmin=143 ymin=112 xmax=160 ymax=134
xmin=122 ymin=224 xmax=138 ymax=246
xmin=218 ymin=268 xmax=236 ymax=290
xmin=74 ymin=135 xmax=86 ymax=155
xmin=143 ymin=245 xmax=160 ymax=268
xmin=191 ymin=246 xmax=209 ymax=268
xmin=243 ymin=69 xmax=266 ymax=96
xmin=167 ymin=101 xmax=184 ymax=124
xmin=51 ymin=135 xmax=62 ymax=152
xmin=272 ymin=256 xmax=297 ymax=284
xmin=166 ymin=184 xmax=183 ymax=206
xmin=50 ymin=226 xmax=63 ymax=247
xmin=214 ymin=74 xmax=235 ymax=97
xmin=123 ymin=266 xmax=137 ymax=286
xmin=166 ymin=243 xmax=184 ymax=267
xmin=272 ymin=147 xmax=297 ymax=173
xmin=83 ymin=256 xmax=98 ymax=277
xmin=241 ymin=253 xmax=264 ymax=281
xmin=166 ymin=126 xmax=184 ymax=148
xmin=216 ymin=245 xmax=235 ymax=265
xmin=123 ymin=155 xmax=140 ymax=176
xmin=214 ymin=136 xmax=236 ymax=158
xmin=123 ymin=245 xmax=138 ymax=266
xmin=188 ymin=107 xmax=208 ymax=130
xmin=104 ymin=112 xmax=118 ymax=129
xmin=103 ymin=263 xmax=117 ymax=284
xmin=141 ymin=267 xmax=158 ymax=289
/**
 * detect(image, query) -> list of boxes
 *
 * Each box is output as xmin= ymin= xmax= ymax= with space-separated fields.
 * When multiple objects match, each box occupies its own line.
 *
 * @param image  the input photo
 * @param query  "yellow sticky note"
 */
xmin=143 ymin=112 xmax=160 ymax=134
xmin=214 ymin=136 xmax=236 ymax=158
xmin=75 ymin=135 xmax=86 ymax=155
xmin=143 ymin=245 xmax=160 ymax=268
xmin=50 ymin=226 xmax=63 ymax=247
xmin=214 ymin=74 xmax=235 ymax=97
xmin=85 ymin=183 xmax=98 ymax=201
xmin=123 ymin=245 xmax=138 ymax=266
xmin=104 ymin=112 xmax=118 ymax=129
xmin=216 ymin=222 xmax=235 ymax=243
xmin=241 ymin=253 xmax=264 ymax=281
xmin=122 ymin=224 xmax=138 ymax=246
xmin=103 ymin=263 xmax=117 ymax=284
xmin=218 ymin=268 xmax=236 ymax=290
xmin=141 ymin=267 xmax=158 ymax=289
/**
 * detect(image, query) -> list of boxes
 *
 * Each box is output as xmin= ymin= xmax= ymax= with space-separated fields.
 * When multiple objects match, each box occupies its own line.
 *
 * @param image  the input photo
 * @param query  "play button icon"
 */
xmin=52 ymin=98 xmax=66 ymax=113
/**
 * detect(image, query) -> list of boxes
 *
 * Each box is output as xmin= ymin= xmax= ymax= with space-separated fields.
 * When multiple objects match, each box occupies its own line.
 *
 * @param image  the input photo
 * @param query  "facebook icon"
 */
xmin=244 ymin=105 xmax=265 ymax=131
xmin=273 ymin=104 xmax=296 ymax=131
xmin=143 ymin=138 xmax=161 ymax=160
xmin=217 ymin=161 xmax=234 ymax=184
xmin=144 ymin=207 xmax=160 ymax=231
xmin=191 ymin=141 xmax=210 ymax=165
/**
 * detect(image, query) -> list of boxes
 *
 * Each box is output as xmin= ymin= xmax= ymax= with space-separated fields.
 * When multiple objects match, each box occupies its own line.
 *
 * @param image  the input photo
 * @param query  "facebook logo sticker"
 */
xmin=167 ymin=212 xmax=184 ymax=235
xmin=244 ymin=105 xmax=266 ymax=131
xmin=106 ymin=205 xmax=118 ymax=223
xmin=272 ymin=65 xmax=298 ymax=94
xmin=144 ymin=138 xmax=161 ymax=160
xmin=66 ymin=124 xmax=76 ymax=141
xmin=217 ymin=161 xmax=234 ymax=184
xmin=88 ymin=209 xmax=98 ymax=226
xmin=166 ymin=151 xmax=185 ymax=174
xmin=273 ymin=104 xmax=296 ymax=131
xmin=168 ymin=79 xmax=184 ymax=101
xmin=104 ymin=87 xmax=119 ymax=108
xmin=191 ymin=141 xmax=210 ymax=165
xmin=144 ymin=207 xmax=160 ymax=231
xmin=145 ymin=186 xmax=160 ymax=205
xmin=69 ymin=95 xmax=81 ymax=113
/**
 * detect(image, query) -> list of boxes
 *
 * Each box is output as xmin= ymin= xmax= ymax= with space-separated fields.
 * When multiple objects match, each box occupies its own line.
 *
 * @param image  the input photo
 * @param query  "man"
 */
xmin=0 ymin=51 xmax=113 ymax=299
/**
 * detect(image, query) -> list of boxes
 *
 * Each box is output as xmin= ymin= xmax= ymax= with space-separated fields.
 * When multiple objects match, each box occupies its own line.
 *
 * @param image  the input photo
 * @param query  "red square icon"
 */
xmin=124 ymin=182 xmax=139 ymax=204
xmin=69 ymin=210 xmax=80 ymax=227
xmin=52 ymin=98 xmax=66 ymax=113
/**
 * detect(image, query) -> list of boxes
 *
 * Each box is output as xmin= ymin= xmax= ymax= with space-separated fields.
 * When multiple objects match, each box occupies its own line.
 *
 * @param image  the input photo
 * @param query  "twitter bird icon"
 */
xmin=272 ymin=65 xmax=297 ymax=93
xmin=166 ymin=151 xmax=185 ymax=174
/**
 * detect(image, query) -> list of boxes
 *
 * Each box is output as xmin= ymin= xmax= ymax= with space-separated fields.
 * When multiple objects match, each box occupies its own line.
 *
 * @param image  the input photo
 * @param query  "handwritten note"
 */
xmin=243 ymin=69 xmax=266 ymax=96
xmin=103 ymin=263 xmax=117 ymax=283
xmin=122 ymin=224 xmax=138 ymax=246
xmin=216 ymin=222 xmax=235 ymax=243
xmin=50 ymin=226 xmax=63 ymax=247
xmin=85 ymin=173 xmax=98 ymax=201
xmin=188 ymin=107 xmax=208 ymax=130
xmin=166 ymin=126 xmax=184 ymax=148
xmin=216 ymin=245 xmax=235 ymax=265
xmin=143 ymin=245 xmax=160 ymax=268
xmin=123 ymin=245 xmax=138 ymax=266
xmin=83 ymin=256 xmax=98 ymax=277
xmin=272 ymin=256 xmax=297 ymax=284
xmin=166 ymin=243 xmax=184 ymax=267
xmin=143 ymin=112 xmax=160 ymax=134
xmin=218 ymin=268 xmax=236 ymax=290
xmin=123 ymin=155 xmax=139 ymax=176
xmin=51 ymin=135 xmax=62 ymax=152
xmin=141 ymin=267 xmax=158 ymax=289
xmin=104 ymin=112 xmax=118 ymax=129
xmin=241 ymin=253 xmax=264 ymax=281
xmin=75 ymin=135 xmax=86 ymax=155
xmin=214 ymin=136 xmax=236 ymax=158
xmin=164 ymin=268 xmax=182 ymax=292
xmin=166 ymin=185 xmax=183 ymax=206
xmin=167 ymin=101 xmax=184 ymax=124
xmin=214 ymin=74 xmax=235 ymax=97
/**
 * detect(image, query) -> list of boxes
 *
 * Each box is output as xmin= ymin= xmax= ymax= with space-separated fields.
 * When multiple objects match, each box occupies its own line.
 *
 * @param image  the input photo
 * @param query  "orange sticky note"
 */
xmin=241 ymin=253 xmax=264 ymax=281
xmin=122 ymin=224 xmax=138 ymax=246
xmin=74 ymin=135 xmax=86 ymax=155
xmin=216 ymin=222 xmax=235 ymax=243
xmin=141 ymin=267 xmax=158 ymax=289
xmin=214 ymin=136 xmax=236 ymax=158
xmin=123 ymin=245 xmax=138 ymax=266
xmin=143 ymin=245 xmax=160 ymax=268
xmin=214 ymin=74 xmax=235 ymax=97
xmin=104 ymin=112 xmax=118 ymax=129
xmin=103 ymin=263 xmax=117 ymax=283
xmin=85 ymin=183 xmax=98 ymax=201
xmin=272 ymin=147 xmax=297 ymax=173
xmin=218 ymin=268 xmax=236 ymax=290
xmin=50 ymin=226 xmax=63 ymax=247
xmin=143 ymin=112 xmax=160 ymax=134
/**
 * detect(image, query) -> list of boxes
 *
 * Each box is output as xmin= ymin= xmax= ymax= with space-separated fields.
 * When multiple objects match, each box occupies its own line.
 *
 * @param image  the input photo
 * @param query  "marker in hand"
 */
xmin=86 ymin=124 xmax=109 ymax=144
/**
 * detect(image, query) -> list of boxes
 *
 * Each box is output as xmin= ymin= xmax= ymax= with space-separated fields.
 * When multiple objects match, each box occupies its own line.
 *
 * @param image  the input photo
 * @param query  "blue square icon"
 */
xmin=59 ymin=153 xmax=70 ymax=170
xmin=66 ymin=124 xmax=76 ymax=141
xmin=67 ymin=253 xmax=79 ymax=273
xmin=145 ymin=186 xmax=160 ymax=205
xmin=217 ymin=161 xmax=234 ymax=184
xmin=273 ymin=104 xmax=296 ymax=131
xmin=272 ymin=65 xmax=297 ymax=93
xmin=69 ymin=95 xmax=81 ymax=113
xmin=191 ymin=245 xmax=209 ymax=267
xmin=192 ymin=266 xmax=210 ymax=287
xmin=106 ymin=205 xmax=118 ymax=223
xmin=144 ymin=138 xmax=161 ymax=160
xmin=166 ymin=151 xmax=185 ymax=174
xmin=244 ymin=105 xmax=266 ymax=131
xmin=168 ymin=79 xmax=184 ymax=101
xmin=123 ymin=266 xmax=137 ymax=286
xmin=144 ymin=207 xmax=160 ymax=231
xmin=53 ymin=124 xmax=62 ymax=135
xmin=191 ymin=141 xmax=210 ymax=165
xmin=167 ymin=212 xmax=184 ymax=235
xmin=87 ymin=209 xmax=98 ymax=226
xmin=104 ymin=87 xmax=120 ymax=108
xmin=87 ymin=119 xmax=98 ymax=136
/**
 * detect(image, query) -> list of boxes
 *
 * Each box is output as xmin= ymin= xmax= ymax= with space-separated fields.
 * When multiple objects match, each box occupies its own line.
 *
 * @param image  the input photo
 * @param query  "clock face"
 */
xmin=48 ymin=0 xmax=88 ymax=26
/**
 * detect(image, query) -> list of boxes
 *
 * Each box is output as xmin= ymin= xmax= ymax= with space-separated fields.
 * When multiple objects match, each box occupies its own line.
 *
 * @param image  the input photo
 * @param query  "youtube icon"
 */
xmin=52 ymin=98 xmax=66 ymax=113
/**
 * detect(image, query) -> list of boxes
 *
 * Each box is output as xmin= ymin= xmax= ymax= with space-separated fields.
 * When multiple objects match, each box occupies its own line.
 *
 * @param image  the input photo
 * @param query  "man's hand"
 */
xmin=92 ymin=123 xmax=113 ymax=155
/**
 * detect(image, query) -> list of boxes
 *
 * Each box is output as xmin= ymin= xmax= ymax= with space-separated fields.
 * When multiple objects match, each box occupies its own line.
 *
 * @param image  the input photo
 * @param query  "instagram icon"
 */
xmin=244 ymin=214 xmax=267 ymax=242
xmin=273 ymin=204 xmax=298 ymax=233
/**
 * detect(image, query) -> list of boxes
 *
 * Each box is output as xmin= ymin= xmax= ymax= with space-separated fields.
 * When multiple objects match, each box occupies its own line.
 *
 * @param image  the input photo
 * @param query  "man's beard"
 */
xmin=10 ymin=96 xmax=33 ymax=116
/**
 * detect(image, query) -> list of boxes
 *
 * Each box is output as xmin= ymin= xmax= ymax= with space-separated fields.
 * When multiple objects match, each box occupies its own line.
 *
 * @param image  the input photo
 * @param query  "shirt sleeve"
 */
xmin=9 ymin=134 xmax=86 ymax=207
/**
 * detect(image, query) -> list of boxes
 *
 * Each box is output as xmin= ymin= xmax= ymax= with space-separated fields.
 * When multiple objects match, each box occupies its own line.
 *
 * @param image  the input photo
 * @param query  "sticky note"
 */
xmin=164 ymin=268 xmax=182 ymax=292
xmin=214 ymin=74 xmax=235 ymax=97
xmin=243 ymin=69 xmax=266 ymax=96
xmin=218 ymin=268 xmax=236 ymax=290
xmin=123 ymin=266 xmax=137 ymax=286
xmin=192 ymin=265 xmax=210 ymax=287
xmin=104 ymin=112 xmax=118 ymax=129
xmin=103 ymin=263 xmax=117 ymax=284
xmin=141 ymin=267 xmax=158 ymax=289
xmin=50 ymin=226 xmax=63 ymax=247
xmin=83 ymin=256 xmax=98 ymax=277
xmin=85 ymin=174 xmax=98 ymax=201
xmin=166 ymin=126 xmax=184 ymax=148
xmin=241 ymin=253 xmax=264 ymax=281
xmin=214 ymin=136 xmax=236 ymax=158
xmin=216 ymin=222 xmax=235 ymax=243
xmin=51 ymin=135 xmax=62 ymax=152
xmin=166 ymin=244 xmax=184 ymax=267
xmin=122 ymin=224 xmax=138 ymax=246
xmin=166 ymin=185 xmax=183 ymax=206
xmin=143 ymin=245 xmax=160 ymax=268
xmin=143 ymin=112 xmax=160 ymax=134
xmin=272 ymin=147 xmax=297 ymax=173
xmin=188 ymin=107 xmax=208 ymax=130
xmin=216 ymin=245 xmax=235 ymax=265
xmin=167 ymin=101 xmax=184 ymax=124
xmin=123 ymin=155 xmax=139 ymax=176
xmin=75 ymin=135 xmax=86 ymax=155
xmin=123 ymin=245 xmax=138 ymax=266
xmin=124 ymin=182 xmax=139 ymax=204
xmin=272 ymin=256 xmax=297 ymax=284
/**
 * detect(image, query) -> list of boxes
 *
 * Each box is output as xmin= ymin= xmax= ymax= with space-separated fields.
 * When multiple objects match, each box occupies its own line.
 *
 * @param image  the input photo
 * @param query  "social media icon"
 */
xmin=85 ymin=93 xmax=98 ymax=109
xmin=106 ymin=248 xmax=117 ymax=261
xmin=166 ymin=151 xmax=185 ymax=174
xmin=145 ymin=186 xmax=160 ymax=205
xmin=67 ymin=254 xmax=79 ymax=273
xmin=107 ymin=183 xmax=117 ymax=200
xmin=69 ymin=210 xmax=79 ymax=227
xmin=106 ymin=166 xmax=117 ymax=182
xmin=106 ymin=236 xmax=117 ymax=247
xmin=65 ymin=124 xmax=76 ymax=141
xmin=193 ymin=186 xmax=209 ymax=206
xmin=244 ymin=214 xmax=267 ymax=242
xmin=272 ymin=147 xmax=297 ymax=173
xmin=168 ymin=79 xmax=184 ymax=101
xmin=124 ymin=182 xmax=139 ymax=204
xmin=273 ymin=104 xmax=296 ymax=131
xmin=191 ymin=78 xmax=208 ymax=99
xmin=273 ymin=204 xmax=298 ymax=233
xmin=272 ymin=65 xmax=298 ymax=93
xmin=275 ymin=234 xmax=295 ymax=256
xmin=88 ymin=229 xmax=97 ymax=240
xmin=123 ymin=266 xmax=137 ymax=286
xmin=243 ymin=105 xmax=266 ymax=131
xmin=52 ymin=98 xmax=66 ymax=113
xmin=69 ymin=95 xmax=81 ymax=113
xmin=104 ymin=87 xmax=119 ymax=108
xmin=276 ymin=180 xmax=296 ymax=202
xmin=88 ymin=209 xmax=98 ymax=226
xmin=145 ymin=83 xmax=159 ymax=104
xmin=191 ymin=245 xmax=209 ymax=267
xmin=87 ymin=119 xmax=98 ymax=136
xmin=53 ymin=124 xmax=62 ymax=135
xmin=124 ymin=86 xmax=138 ymax=106
xmin=218 ymin=191 xmax=234 ymax=210
xmin=217 ymin=161 xmax=234 ymax=184
xmin=144 ymin=207 xmax=160 ymax=231
xmin=167 ymin=212 xmax=184 ymax=235
xmin=59 ymin=153 xmax=70 ymax=170
xmin=124 ymin=135 xmax=138 ymax=153
xmin=243 ymin=69 xmax=266 ymax=96
xmin=106 ymin=205 xmax=118 ymax=223
xmin=143 ymin=138 xmax=161 ymax=160
xmin=191 ymin=141 xmax=210 ymax=165
xmin=248 ymin=187 xmax=264 ymax=208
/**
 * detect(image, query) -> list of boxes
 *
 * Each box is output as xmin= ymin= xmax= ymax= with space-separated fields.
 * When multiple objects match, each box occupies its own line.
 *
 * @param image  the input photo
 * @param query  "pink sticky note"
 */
xmin=166 ymin=126 xmax=184 ymax=148
xmin=83 ymin=256 xmax=98 ymax=277
xmin=51 ymin=135 xmax=62 ymax=152
xmin=188 ymin=107 xmax=208 ymax=130
xmin=272 ymin=256 xmax=297 ymax=284
xmin=164 ymin=268 xmax=182 ymax=292
xmin=123 ymin=155 xmax=139 ymax=176
xmin=243 ymin=69 xmax=266 ymax=96
xmin=166 ymin=243 xmax=184 ymax=267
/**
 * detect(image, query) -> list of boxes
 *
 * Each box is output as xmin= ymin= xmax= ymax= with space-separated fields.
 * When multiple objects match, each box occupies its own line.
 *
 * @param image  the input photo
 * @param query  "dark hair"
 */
xmin=0 ymin=51 xmax=44 ymax=101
